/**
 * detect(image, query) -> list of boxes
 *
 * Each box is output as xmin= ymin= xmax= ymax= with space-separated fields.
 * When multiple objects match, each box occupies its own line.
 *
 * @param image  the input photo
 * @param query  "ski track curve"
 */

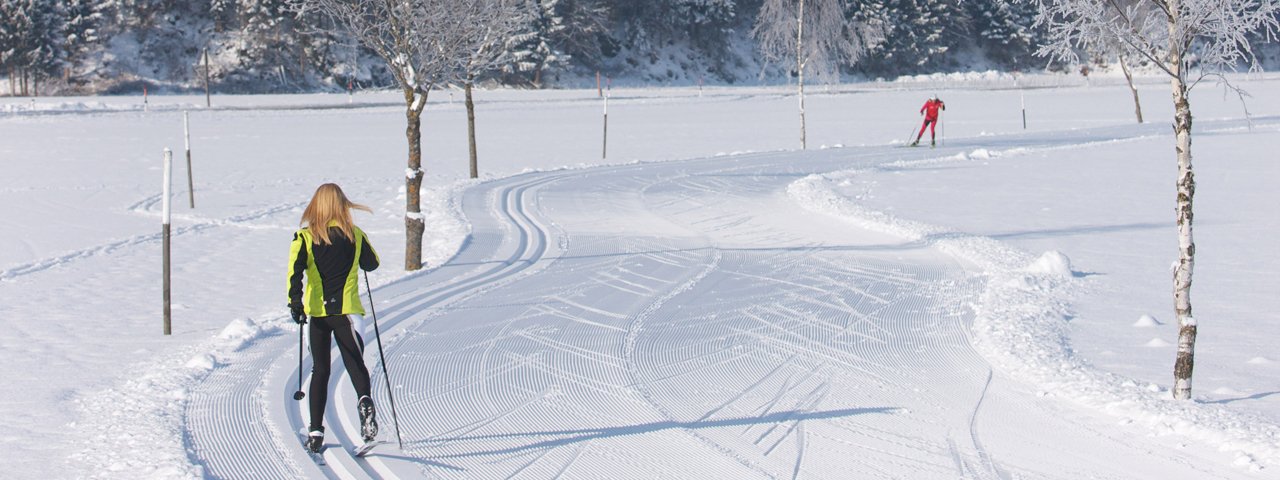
xmin=183 ymin=172 xmax=568 ymax=479
xmin=182 ymin=120 xmax=1270 ymax=479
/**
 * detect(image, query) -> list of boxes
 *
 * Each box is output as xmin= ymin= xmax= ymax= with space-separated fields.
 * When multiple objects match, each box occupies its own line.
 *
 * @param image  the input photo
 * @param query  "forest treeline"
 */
xmin=0 ymin=0 xmax=1265 ymax=95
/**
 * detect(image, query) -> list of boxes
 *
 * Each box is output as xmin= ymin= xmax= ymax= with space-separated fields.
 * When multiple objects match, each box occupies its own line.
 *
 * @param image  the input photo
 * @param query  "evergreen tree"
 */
xmin=236 ymin=0 xmax=301 ymax=89
xmin=0 ymin=0 xmax=63 ymax=94
xmin=26 ymin=0 xmax=62 ymax=79
xmin=853 ymin=0 xmax=968 ymax=74
xmin=210 ymin=0 xmax=235 ymax=32
xmin=967 ymin=0 xmax=1041 ymax=67
xmin=62 ymin=0 xmax=105 ymax=76
xmin=502 ymin=0 xmax=606 ymax=87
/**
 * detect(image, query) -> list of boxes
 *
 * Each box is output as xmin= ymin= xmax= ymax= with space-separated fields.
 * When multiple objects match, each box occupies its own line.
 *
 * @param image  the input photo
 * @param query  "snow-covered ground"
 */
xmin=1 ymin=73 xmax=1278 ymax=479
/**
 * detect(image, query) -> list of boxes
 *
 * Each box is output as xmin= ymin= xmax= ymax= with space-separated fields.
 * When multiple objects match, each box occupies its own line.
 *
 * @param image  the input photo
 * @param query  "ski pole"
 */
xmin=294 ymin=324 xmax=306 ymax=400
xmin=363 ymin=270 xmax=403 ymax=450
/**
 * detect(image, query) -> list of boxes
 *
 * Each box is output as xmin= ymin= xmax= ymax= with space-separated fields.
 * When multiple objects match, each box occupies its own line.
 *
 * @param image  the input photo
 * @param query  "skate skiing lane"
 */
xmin=185 ymin=120 xmax=1264 ymax=479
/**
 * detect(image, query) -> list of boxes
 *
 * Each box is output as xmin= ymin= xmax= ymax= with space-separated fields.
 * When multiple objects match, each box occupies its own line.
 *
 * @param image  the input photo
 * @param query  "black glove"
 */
xmin=289 ymin=303 xmax=307 ymax=325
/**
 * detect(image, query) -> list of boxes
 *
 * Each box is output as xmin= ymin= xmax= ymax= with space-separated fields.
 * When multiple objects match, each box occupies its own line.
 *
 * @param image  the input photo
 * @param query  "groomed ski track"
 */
xmin=185 ymin=122 xmax=1259 ymax=479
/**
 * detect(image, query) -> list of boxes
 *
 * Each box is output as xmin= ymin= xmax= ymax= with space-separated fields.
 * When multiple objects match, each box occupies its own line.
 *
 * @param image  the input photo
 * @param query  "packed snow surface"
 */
xmin=2 ymin=74 xmax=1279 ymax=479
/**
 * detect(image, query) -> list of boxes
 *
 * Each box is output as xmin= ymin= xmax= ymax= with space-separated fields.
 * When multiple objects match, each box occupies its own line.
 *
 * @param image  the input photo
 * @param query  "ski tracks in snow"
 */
xmin=181 ymin=120 xmax=1279 ymax=479
xmin=181 ymin=149 xmax=1014 ymax=479
xmin=0 ymin=196 xmax=303 ymax=281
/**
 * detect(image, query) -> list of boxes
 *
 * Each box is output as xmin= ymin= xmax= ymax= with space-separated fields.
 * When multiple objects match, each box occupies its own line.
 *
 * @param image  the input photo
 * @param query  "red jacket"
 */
xmin=920 ymin=99 xmax=945 ymax=120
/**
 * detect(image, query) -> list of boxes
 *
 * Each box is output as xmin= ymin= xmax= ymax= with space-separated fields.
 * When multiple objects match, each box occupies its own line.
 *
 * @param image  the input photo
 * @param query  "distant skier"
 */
xmin=911 ymin=95 xmax=946 ymax=147
xmin=287 ymin=183 xmax=381 ymax=453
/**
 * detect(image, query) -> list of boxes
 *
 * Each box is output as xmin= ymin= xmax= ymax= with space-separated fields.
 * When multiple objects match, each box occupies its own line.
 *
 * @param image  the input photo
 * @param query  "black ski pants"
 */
xmin=308 ymin=315 xmax=372 ymax=431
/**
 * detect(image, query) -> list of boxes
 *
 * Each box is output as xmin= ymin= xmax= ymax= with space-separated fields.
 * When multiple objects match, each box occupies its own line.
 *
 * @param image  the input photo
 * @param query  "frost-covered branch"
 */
xmin=289 ymin=0 xmax=518 ymax=98
xmin=753 ymin=0 xmax=882 ymax=84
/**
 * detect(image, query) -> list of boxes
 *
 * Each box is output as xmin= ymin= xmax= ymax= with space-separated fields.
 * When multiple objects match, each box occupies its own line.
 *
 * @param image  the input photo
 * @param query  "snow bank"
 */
xmin=1025 ymin=251 xmax=1074 ymax=278
xmin=1134 ymin=314 xmax=1163 ymax=327
xmin=787 ymin=162 xmax=1280 ymax=471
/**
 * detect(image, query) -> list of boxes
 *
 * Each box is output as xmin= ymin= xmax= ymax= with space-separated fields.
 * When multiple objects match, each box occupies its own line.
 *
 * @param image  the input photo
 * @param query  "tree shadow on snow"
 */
xmin=1202 ymin=390 xmax=1280 ymax=405
xmin=416 ymin=406 xmax=897 ymax=458
xmin=987 ymin=222 xmax=1166 ymax=242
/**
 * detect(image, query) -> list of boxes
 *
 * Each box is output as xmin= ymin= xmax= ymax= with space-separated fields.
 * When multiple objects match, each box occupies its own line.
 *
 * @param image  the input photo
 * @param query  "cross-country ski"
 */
xmin=353 ymin=440 xmax=388 ymax=458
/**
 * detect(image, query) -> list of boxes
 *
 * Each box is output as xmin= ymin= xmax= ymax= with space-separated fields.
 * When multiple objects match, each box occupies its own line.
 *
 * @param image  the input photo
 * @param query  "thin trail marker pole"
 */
xmin=602 ymin=94 xmax=608 ymax=160
xmin=940 ymin=115 xmax=945 ymax=147
xmin=596 ymin=71 xmax=601 ymax=97
xmin=1021 ymin=91 xmax=1027 ymax=129
xmin=348 ymin=78 xmax=353 ymax=104
xmin=143 ymin=86 xmax=148 ymax=112
xmin=363 ymin=271 xmax=403 ymax=450
xmin=203 ymin=49 xmax=211 ymax=108
xmin=184 ymin=111 xmax=195 ymax=208
xmin=162 ymin=148 xmax=173 ymax=335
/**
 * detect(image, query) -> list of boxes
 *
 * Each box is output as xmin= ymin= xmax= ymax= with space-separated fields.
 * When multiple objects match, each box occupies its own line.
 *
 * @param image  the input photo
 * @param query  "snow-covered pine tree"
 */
xmin=210 ymin=0 xmax=235 ymax=32
xmin=499 ymin=0 xmax=565 ymax=87
xmin=62 ymin=0 xmax=105 ymax=82
xmin=502 ymin=0 xmax=606 ymax=87
xmin=672 ymin=0 xmax=742 ymax=80
xmin=854 ymin=0 xmax=966 ymax=74
xmin=0 ymin=1 xmax=17 ymax=94
xmin=26 ymin=0 xmax=64 ymax=92
xmin=0 ymin=0 xmax=64 ymax=95
xmin=237 ymin=0 xmax=303 ymax=90
xmin=966 ymin=0 xmax=1040 ymax=66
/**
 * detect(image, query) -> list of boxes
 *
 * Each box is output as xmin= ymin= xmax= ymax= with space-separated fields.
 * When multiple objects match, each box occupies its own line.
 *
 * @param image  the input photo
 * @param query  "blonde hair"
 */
xmin=300 ymin=183 xmax=372 ymax=245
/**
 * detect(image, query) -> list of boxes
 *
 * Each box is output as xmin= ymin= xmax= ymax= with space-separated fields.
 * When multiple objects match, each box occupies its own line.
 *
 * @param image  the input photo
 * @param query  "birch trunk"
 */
xmin=466 ymin=80 xmax=479 ymax=179
xmin=1167 ymin=0 xmax=1198 ymax=400
xmin=796 ymin=0 xmax=807 ymax=150
xmin=1120 ymin=56 xmax=1143 ymax=123
xmin=403 ymin=87 xmax=427 ymax=271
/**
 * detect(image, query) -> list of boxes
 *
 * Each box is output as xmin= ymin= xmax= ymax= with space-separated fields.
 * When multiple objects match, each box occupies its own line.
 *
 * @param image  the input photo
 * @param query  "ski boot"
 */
xmin=930 ymin=139 xmax=936 ymax=148
xmin=304 ymin=426 xmax=325 ymax=453
xmin=358 ymin=395 xmax=378 ymax=442
xmin=910 ymin=140 xmax=919 ymax=147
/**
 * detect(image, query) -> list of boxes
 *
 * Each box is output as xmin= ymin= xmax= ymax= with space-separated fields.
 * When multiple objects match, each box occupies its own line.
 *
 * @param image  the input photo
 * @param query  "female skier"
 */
xmin=287 ymin=183 xmax=380 ymax=453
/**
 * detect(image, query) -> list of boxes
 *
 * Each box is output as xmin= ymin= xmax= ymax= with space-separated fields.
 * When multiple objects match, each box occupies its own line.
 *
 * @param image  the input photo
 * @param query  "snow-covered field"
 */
xmin=2 ymin=73 xmax=1278 ymax=479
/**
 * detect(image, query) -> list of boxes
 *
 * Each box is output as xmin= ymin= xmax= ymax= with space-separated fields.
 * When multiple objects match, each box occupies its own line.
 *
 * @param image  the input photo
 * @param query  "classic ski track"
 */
xmin=313 ymin=172 xmax=567 ymax=479
xmin=180 ymin=172 xmax=564 ymax=480
xmin=175 ymin=119 xmax=1271 ymax=479
xmin=612 ymin=154 xmax=1009 ymax=479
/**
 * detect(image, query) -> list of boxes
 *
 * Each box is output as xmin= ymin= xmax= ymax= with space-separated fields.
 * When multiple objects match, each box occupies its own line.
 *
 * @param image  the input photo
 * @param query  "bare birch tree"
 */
xmin=753 ymin=0 xmax=881 ymax=150
xmin=288 ymin=0 xmax=516 ymax=270
xmin=1116 ymin=52 xmax=1144 ymax=123
xmin=1082 ymin=0 xmax=1166 ymax=124
xmin=456 ymin=0 xmax=523 ymax=179
xmin=1027 ymin=0 xmax=1280 ymax=399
